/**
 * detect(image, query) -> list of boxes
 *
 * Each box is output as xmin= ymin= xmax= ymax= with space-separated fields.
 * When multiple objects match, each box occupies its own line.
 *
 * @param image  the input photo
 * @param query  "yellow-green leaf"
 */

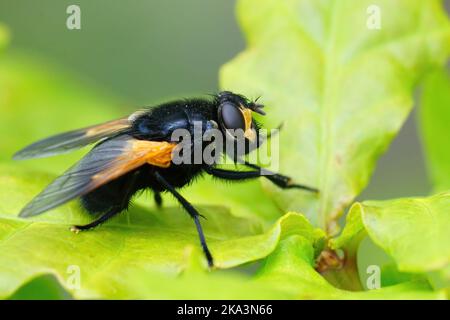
xmin=221 ymin=0 xmax=450 ymax=232
xmin=419 ymin=68 xmax=450 ymax=192
xmin=115 ymin=236 xmax=445 ymax=299
xmin=331 ymin=193 xmax=450 ymax=281
xmin=0 ymin=164 xmax=326 ymax=299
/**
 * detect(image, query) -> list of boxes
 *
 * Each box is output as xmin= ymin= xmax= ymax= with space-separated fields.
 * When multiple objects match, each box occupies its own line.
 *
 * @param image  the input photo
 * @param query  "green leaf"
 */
xmin=0 ymin=164 xmax=326 ymax=299
xmin=220 ymin=0 xmax=450 ymax=232
xmin=9 ymin=275 xmax=69 ymax=300
xmin=114 ymin=236 xmax=444 ymax=299
xmin=380 ymin=264 xmax=428 ymax=288
xmin=331 ymin=193 xmax=450 ymax=282
xmin=329 ymin=202 xmax=365 ymax=251
xmin=419 ymin=68 xmax=450 ymax=192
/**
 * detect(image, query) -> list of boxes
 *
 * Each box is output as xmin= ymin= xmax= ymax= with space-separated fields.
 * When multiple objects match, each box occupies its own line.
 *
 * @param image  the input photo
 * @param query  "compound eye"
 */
xmin=220 ymin=103 xmax=245 ymax=131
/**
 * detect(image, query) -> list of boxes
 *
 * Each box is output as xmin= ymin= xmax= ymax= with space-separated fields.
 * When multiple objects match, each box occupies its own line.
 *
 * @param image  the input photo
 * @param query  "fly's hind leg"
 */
xmin=71 ymin=172 xmax=139 ymax=232
xmin=71 ymin=207 xmax=120 ymax=233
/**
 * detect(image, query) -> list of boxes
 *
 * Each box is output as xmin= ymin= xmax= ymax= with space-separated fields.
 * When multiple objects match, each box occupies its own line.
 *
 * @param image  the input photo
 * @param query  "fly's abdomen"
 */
xmin=80 ymin=171 xmax=141 ymax=215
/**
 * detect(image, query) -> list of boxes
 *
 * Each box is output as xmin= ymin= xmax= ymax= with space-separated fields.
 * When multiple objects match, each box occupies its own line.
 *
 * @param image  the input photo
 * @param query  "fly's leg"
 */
xmin=205 ymin=163 xmax=319 ymax=193
xmin=154 ymin=171 xmax=214 ymax=268
xmin=71 ymin=172 xmax=139 ymax=232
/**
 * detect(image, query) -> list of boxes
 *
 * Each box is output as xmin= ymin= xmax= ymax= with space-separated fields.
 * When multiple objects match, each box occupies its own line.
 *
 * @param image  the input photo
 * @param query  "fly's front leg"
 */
xmin=244 ymin=161 xmax=319 ymax=193
xmin=205 ymin=163 xmax=319 ymax=193
xmin=244 ymin=162 xmax=318 ymax=193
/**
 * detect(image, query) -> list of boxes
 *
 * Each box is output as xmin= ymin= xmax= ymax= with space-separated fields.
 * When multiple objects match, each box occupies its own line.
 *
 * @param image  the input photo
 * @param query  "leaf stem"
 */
xmin=316 ymin=246 xmax=363 ymax=291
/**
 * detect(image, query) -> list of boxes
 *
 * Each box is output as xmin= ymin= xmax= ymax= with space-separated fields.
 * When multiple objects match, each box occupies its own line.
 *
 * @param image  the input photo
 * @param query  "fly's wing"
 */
xmin=19 ymin=135 xmax=177 ymax=217
xmin=13 ymin=117 xmax=134 ymax=160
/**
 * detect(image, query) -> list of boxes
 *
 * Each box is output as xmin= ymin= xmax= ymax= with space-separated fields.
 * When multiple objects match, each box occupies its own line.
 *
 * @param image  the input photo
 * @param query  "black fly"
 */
xmin=14 ymin=91 xmax=318 ymax=267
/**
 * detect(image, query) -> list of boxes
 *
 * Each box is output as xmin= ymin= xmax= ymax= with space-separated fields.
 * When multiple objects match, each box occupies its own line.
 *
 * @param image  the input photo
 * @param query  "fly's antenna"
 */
xmin=249 ymin=95 xmax=266 ymax=115
xmin=249 ymin=103 xmax=266 ymax=115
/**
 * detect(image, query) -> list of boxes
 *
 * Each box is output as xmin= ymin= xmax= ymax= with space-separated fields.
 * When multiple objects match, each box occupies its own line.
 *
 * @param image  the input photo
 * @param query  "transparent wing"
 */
xmin=19 ymin=135 xmax=176 ymax=217
xmin=13 ymin=117 xmax=133 ymax=160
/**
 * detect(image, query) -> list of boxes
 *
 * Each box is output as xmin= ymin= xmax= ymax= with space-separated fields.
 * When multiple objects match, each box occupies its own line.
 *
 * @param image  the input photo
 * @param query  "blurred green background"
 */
xmin=0 ymin=0 xmax=448 ymax=298
xmin=0 ymin=0 xmax=243 ymax=102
